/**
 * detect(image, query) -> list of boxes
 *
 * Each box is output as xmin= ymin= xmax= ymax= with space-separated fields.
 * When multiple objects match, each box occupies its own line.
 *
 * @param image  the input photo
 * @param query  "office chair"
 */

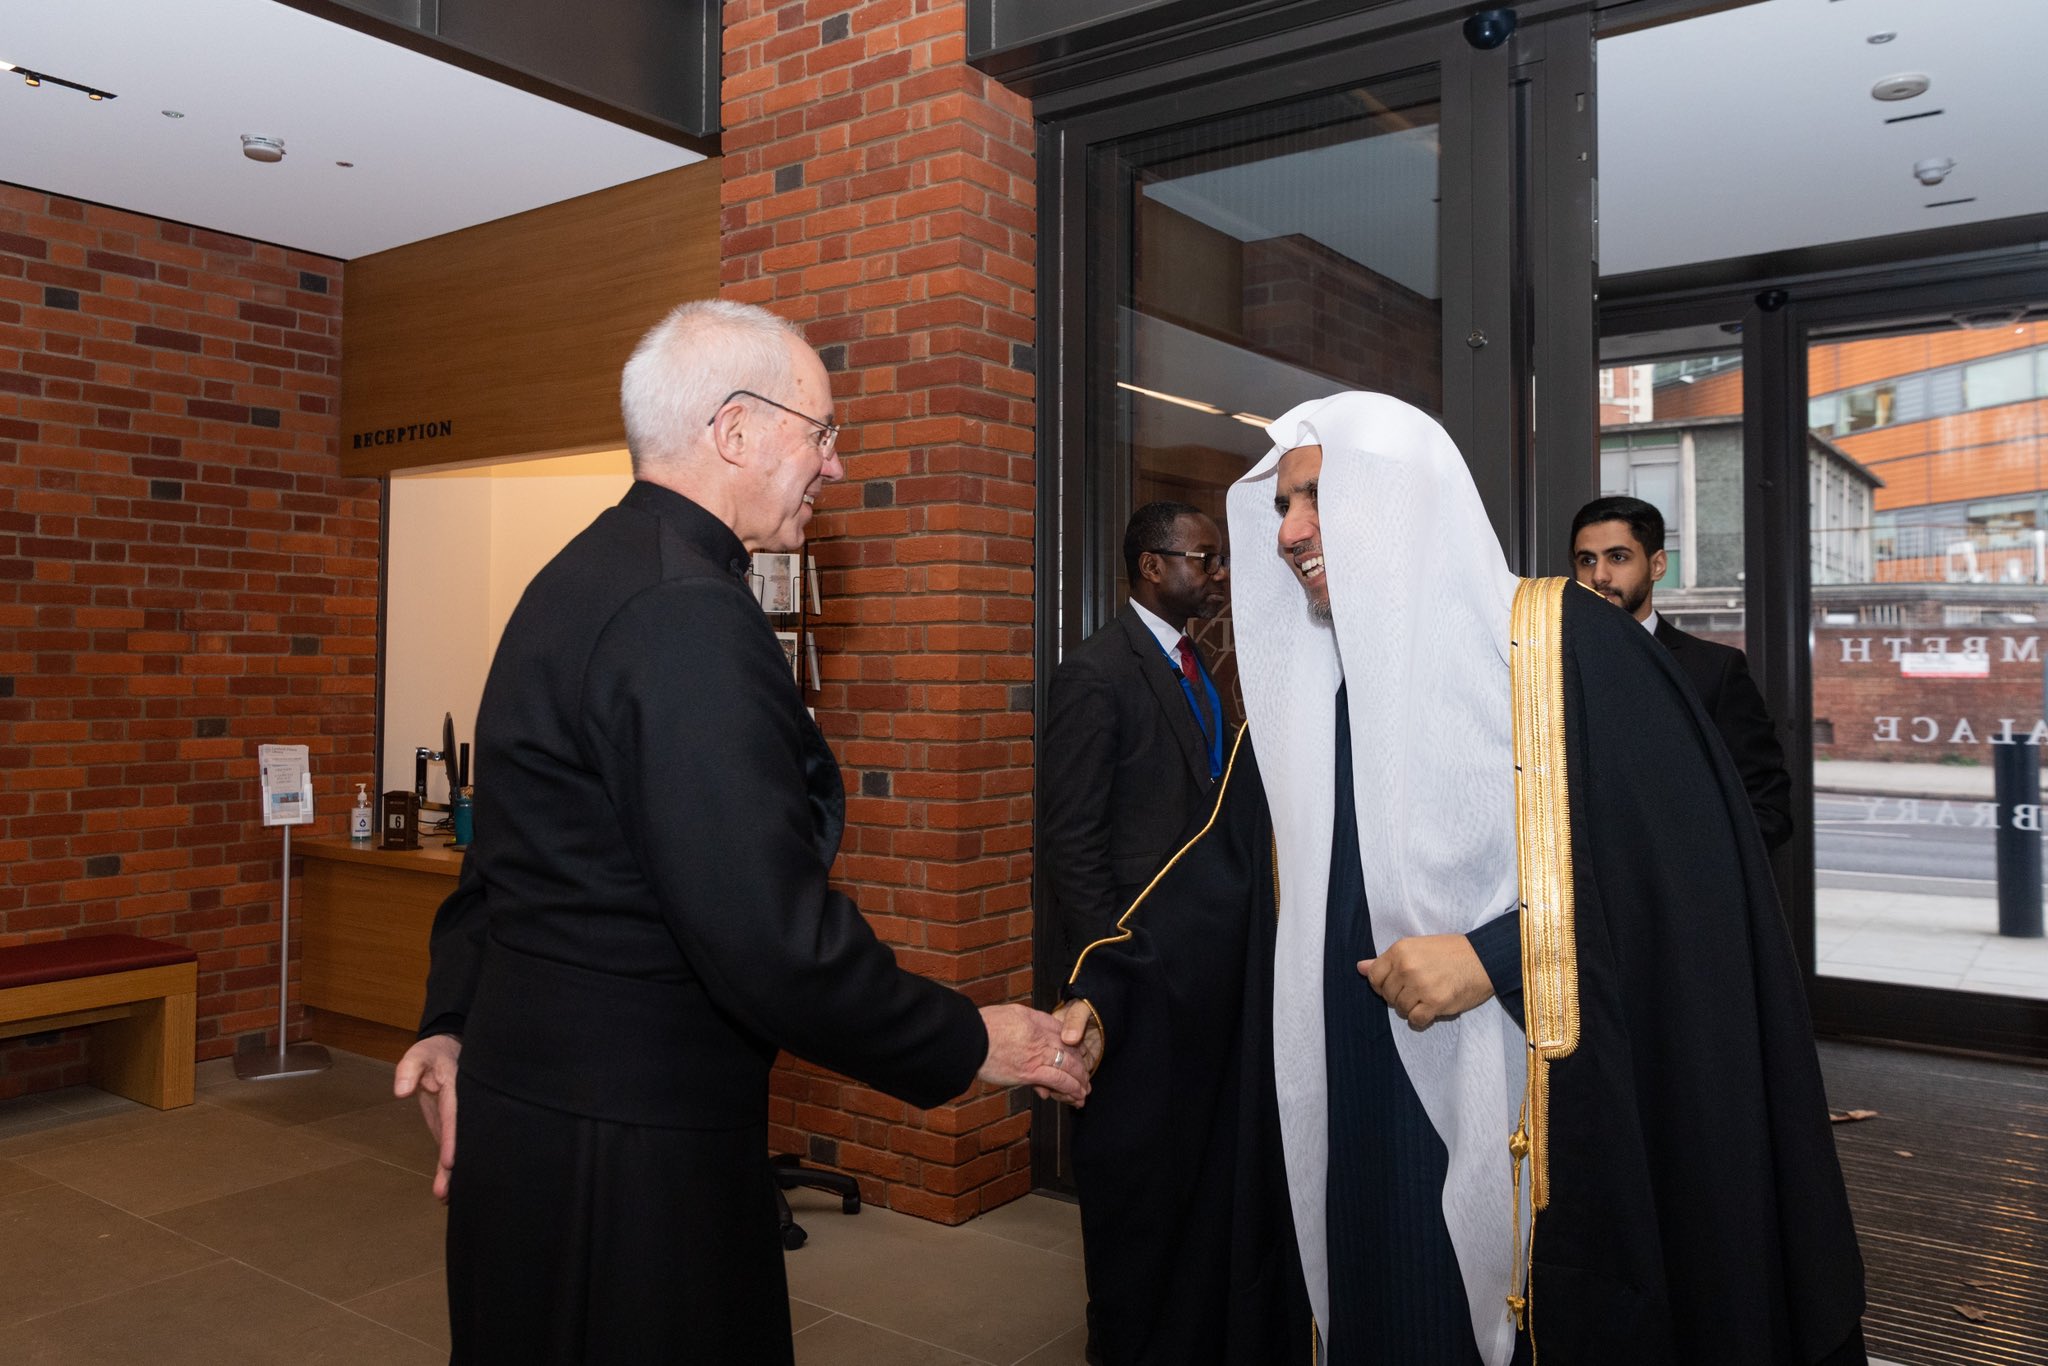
xmin=772 ymin=1151 xmax=860 ymax=1250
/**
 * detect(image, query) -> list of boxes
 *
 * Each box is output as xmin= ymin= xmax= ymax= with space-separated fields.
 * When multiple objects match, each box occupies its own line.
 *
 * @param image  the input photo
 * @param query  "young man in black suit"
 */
xmin=1571 ymin=495 xmax=1794 ymax=849
xmin=1041 ymin=501 xmax=1232 ymax=965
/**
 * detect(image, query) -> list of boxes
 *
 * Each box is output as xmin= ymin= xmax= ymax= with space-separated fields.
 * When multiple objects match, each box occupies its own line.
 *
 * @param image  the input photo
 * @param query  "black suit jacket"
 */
xmin=1654 ymin=615 xmax=1794 ymax=849
xmin=1041 ymin=610 xmax=1219 ymax=963
xmin=420 ymin=481 xmax=985 ymax=1125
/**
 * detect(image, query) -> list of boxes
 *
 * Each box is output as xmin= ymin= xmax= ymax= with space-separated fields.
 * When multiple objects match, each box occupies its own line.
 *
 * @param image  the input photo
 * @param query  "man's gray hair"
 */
xmin=620 ymin=299 xmax=808 ymax=472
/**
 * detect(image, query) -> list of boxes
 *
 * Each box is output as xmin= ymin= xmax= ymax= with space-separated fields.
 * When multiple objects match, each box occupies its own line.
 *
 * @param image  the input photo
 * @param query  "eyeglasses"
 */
xmin=708 ymin=389 xmax=840 ymax=454
xmin=1145 ymin=548 xmax=1230 ymax=574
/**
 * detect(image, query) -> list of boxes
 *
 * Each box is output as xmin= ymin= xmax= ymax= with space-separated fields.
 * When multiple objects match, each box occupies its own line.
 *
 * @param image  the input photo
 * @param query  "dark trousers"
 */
xmin=446 ymin=1074 xmax=791 ymax=1365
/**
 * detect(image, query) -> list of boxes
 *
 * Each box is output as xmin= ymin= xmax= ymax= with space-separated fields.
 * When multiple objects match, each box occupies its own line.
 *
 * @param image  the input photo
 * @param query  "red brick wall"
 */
xmin=0 ymin=188 xmax=374 ymax=1099
xmin=722 ymin=0 xmax=1038 ymax=1222
xmin=1242 ymin=234 xmax=1443 ymax=413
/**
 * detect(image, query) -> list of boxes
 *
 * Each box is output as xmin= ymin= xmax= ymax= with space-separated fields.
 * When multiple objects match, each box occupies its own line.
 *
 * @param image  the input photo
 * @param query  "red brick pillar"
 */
xmin=722 ymin=2 xmax=1038 ymax=1221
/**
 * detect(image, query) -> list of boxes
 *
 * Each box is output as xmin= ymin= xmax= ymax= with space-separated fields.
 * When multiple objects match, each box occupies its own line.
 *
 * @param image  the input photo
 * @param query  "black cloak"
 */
xmin=1064 ymin=583 xmax=1865 ymax=1366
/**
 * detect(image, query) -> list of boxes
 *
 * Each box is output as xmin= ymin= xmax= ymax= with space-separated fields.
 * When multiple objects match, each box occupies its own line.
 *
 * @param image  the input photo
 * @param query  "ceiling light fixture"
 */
xmin=161 ymin=109 xmax=183 ymax=119
xmin=9 ymin=65 xmax=115 ymax=100
xmin=241 ymin=134 xmax=286 ymax=164
xmin=1867 ymin=32 xmax=1896 ymax=45
xmin=1231 ymin=412 xmax=1274 ymax=429
xmin=1913 ymin=156 xmax=1957 ymax=186
xmin=1871 ymin=73 xmax=1931 ymax=101
xmin=335 ymin=160 xmax=354 ymax=168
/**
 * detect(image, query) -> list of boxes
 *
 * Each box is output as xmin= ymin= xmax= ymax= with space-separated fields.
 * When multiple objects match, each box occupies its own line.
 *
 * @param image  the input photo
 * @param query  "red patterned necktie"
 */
xmin=1176 ymin=636 xmax=1213 ymax=741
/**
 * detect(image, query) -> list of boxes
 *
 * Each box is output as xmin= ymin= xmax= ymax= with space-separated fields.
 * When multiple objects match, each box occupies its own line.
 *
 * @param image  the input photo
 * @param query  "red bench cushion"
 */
xmin=0 ymin=934 xmax=198 ymax=991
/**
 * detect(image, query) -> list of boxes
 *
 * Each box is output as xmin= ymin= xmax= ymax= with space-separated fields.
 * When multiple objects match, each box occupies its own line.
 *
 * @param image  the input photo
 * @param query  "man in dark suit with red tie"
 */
xmin=1043 ymin=502 xmax=1232 ymax=965
xmin=1041 ymin=500 xmax=1230 ymax=1365
xmin=1571 ymin=495 xmax=1795 ymax=849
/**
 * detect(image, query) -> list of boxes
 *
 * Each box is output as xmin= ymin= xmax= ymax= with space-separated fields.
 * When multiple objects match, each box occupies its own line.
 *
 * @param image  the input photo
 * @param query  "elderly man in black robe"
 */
xmin=1059 ymin=392 xmax=1865 ymax=1366
xmin=391 ymin=299 xmax=1090 ymax=1365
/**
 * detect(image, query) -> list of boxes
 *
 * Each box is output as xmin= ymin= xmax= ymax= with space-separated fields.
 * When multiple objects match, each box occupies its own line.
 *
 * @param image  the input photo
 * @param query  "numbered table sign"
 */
xmin=258 ymin=744 xmax=315 ymax=827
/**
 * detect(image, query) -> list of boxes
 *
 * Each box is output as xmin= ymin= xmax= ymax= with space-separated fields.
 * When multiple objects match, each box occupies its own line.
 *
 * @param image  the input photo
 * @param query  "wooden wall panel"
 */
xmin=341 ymin=160 xmax=721 ymax=477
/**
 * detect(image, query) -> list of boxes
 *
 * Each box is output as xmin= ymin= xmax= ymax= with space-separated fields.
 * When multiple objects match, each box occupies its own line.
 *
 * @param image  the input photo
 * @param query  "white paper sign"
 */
xmin=258 ymin=743 xmax=315 ymax=827
xmin=1899 ymin=650 xmax=1989 ymax=680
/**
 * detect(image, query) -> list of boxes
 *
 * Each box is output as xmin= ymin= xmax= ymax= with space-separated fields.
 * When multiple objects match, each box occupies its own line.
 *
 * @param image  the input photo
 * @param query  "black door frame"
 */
xmin=1027 ymin=8 xmax=1597 ymax=1190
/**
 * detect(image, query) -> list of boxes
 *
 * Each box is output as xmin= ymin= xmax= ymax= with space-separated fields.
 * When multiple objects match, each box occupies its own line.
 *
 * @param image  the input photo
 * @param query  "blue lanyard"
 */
xmin=1163 ymin=642 xmax=1226 ymax=780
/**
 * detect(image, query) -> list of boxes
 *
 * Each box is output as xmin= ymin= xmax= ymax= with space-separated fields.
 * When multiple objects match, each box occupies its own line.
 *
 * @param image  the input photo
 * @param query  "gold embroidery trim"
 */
xmin=1066 ymin=722 xmax=1252 ymax=985
xmin=1507 ymin=576 xmax=1580 ymax=1346
xmin=1062 ymin=724 xmax=1254 ymax=1073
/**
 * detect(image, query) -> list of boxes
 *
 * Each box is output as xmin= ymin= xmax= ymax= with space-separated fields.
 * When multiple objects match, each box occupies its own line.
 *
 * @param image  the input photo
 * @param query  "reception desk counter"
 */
xmin=297 ymin=837 xmax=462 ymax=1061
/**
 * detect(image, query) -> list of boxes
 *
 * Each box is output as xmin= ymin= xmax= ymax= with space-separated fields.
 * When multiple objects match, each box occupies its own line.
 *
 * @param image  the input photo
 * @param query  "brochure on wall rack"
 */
xmin=257 ymin=744 xmax=314 ymax=827
xmin=775 ymin=630 xmax=801 ymax=681
xmin=752 ymin=553 xmax=801 ymax=613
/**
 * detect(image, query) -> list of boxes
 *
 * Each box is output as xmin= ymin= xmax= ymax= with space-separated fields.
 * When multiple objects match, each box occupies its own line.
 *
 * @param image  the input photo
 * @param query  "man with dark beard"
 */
xmin=1571 ymin=495 xmax=1793 ymax=848
xmin=1059 ymin=392 xmax=1865 ymax=1366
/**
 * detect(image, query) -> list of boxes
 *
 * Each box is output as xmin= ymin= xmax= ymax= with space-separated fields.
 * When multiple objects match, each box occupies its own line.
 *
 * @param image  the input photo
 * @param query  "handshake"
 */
xmin=973 ymin=1000 xmax=1105 ymax=1105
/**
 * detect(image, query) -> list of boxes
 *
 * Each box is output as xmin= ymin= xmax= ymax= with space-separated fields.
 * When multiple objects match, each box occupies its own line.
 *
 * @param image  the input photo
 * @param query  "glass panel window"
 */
xmin=1107 ymin=69 xmax=1443 ymax=711
xmin=1597 ymin=329 xmax=1742 ymax=595
xmin=1599 ymin=448 xmax=1629 ymax=494
xmin=1840 ymin=382 xmax=1896 ymax=433
xmin=1963 ymin=352 xmax=2034 ymax=410
xmin=1807 ymin=318 xmax=2048 ymax=1003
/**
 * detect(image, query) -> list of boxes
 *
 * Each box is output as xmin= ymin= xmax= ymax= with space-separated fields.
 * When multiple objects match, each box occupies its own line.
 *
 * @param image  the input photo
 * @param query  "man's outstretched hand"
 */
xmin=393 ymin=1033 xmax=461 ymax=1202
xmin=977 ymin=1004 xmax=1091 ymax=1107
xmin=1054 ymin=999 xmax=1104 ymax=1076
xmin=1361 ymin=934 xmax=1495 ymax=1031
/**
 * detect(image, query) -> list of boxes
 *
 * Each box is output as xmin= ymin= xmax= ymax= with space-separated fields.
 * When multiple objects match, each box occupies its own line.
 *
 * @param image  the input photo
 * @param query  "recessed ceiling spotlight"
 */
xmin=22 ymin=73 xmax=40 ymax=88
xmin=1872 ymin=73 xmax=1931 ymax=101
xmin=241 ymin=134 xmax=286 ymax=164
xmin=1867 ymin=32 xmax=1897 ymax=44
xmin=161 ymin=109 xmax=184 ymax=119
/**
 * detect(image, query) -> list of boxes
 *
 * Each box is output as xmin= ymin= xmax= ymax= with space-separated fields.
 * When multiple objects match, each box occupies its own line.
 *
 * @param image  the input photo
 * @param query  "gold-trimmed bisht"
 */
xmin=1506 ymin=577 xmax=1583 ymax=1350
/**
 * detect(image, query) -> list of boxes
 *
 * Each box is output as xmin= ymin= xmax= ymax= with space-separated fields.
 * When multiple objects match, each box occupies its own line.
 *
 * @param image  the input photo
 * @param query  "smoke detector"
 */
xmin=240 ymin=134 xmax=285 ymax=163
xmin=1913 ymin=156 xmax=1957 ymax=187
xmin=1871 ymin=73 xmax=1930 ymax=102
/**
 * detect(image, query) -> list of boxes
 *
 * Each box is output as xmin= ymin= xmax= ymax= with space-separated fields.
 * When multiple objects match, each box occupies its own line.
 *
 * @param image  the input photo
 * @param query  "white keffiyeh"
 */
xmin=1226 ymin=392 xmax=1527 ymax=1366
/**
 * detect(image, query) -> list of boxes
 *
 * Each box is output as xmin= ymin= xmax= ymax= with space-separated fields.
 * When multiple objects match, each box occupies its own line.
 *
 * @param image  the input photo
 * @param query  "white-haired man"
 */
xmin=1060 ymin=392 xmax=1864 ymax=1366
xmin=396 ymin=299 xmax=1089 ymax=1364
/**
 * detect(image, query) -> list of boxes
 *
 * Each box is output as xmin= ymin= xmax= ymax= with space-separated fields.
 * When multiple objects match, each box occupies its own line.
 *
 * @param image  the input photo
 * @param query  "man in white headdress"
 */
xmin=1059 ymin=392 xmax=1866 ymax=1366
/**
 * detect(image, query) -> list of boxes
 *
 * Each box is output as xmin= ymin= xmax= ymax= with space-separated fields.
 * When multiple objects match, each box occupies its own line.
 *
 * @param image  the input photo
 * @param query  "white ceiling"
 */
xmin=0 ymin=0 xmax=700 ymax=260
xmin=1599 ymin=0 xmax=2043 ymax=276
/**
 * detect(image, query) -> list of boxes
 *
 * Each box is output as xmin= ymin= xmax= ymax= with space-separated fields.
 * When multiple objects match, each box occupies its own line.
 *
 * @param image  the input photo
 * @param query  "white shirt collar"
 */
xmin=1128 ymin=598 xmax=1185 ymax=657
xmin=1642 ymin=609 xmax=1661 ymax=635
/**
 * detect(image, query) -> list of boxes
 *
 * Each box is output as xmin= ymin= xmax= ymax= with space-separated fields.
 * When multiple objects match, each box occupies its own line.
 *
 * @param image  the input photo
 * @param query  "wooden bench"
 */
xmin=0 ymin=934 xmax=198 ymax=1109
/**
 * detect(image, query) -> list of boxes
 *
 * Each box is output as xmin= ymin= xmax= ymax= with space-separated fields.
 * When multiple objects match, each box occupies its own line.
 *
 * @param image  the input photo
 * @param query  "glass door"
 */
xmin=1804 ymin=310 xmax=2048 ymax=1006
xmin=1099 ymin=69 xmax=1446 ymax=717
xmin=1029 ymin=8 xmax=1597 ymax=1186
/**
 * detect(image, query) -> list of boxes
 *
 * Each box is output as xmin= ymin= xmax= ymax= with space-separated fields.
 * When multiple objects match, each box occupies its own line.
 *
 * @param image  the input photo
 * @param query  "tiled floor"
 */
xmin=0 ymin=1051 xmax=1089 ymax=1365
xmin=1816 ymin=887 xmax=2048 ymax=998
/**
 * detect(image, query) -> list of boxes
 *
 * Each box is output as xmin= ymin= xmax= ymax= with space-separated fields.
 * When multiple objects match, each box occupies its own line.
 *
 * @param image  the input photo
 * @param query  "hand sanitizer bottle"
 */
xmin=351 ymin=783 xmax=374 ymax=844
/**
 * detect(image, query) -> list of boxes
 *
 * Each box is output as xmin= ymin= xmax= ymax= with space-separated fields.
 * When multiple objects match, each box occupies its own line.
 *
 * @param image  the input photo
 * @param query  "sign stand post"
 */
xmin=237 ymin=745 xmax=332 ymax=1081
